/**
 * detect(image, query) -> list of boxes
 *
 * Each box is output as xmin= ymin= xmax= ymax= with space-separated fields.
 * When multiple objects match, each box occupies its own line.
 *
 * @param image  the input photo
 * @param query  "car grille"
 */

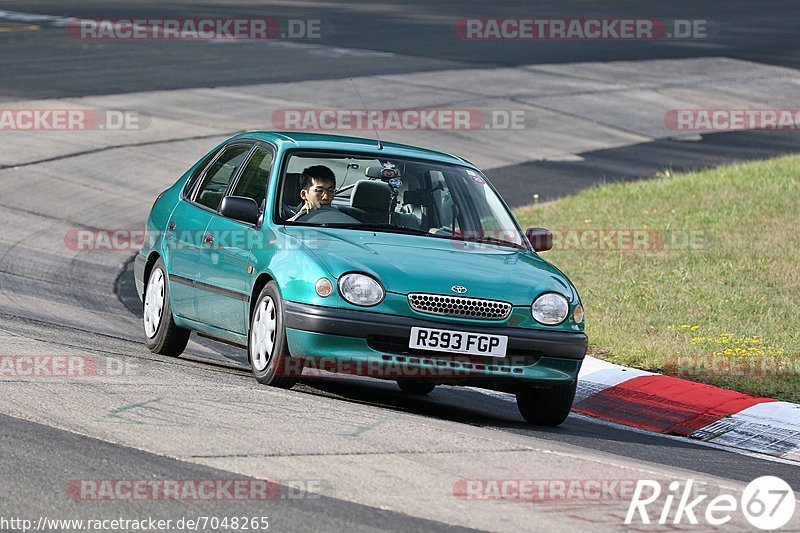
xmin=408 ymin=293 xmax=512 ymax=320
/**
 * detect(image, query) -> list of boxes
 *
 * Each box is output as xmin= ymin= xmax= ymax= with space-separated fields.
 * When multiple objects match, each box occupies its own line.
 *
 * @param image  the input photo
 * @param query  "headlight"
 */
xmin=338 ymin=273 xmax=384 ymax=306
xmin=531 ymin=293 xmax=569 ymax=325
xmin=573 ymin=303 xmax=584 ymax=324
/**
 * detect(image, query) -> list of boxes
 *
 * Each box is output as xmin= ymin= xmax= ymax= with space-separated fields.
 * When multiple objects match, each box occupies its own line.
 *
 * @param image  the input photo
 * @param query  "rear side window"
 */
xmin=184 ymin=148 xmax=220 ymax=197
xmin=230 ymin=146 xmax=274 ymax=209
xmin=194 ymin=145 xmax=251 ymax=211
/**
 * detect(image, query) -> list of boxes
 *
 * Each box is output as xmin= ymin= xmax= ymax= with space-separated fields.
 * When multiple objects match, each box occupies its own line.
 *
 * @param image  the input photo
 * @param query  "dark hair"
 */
xmin=300 ymin=165 xmax=336 ymax=191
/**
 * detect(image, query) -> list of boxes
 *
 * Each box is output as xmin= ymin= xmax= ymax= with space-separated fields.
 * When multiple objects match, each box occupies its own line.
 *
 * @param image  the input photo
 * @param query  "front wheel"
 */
xmin=516 ymin=381 xmax=576 ymax=426
xmin=248 ymin=281 xmax=304 ymax=388
xmin=143 ymin=258 xmax=190 ymax=356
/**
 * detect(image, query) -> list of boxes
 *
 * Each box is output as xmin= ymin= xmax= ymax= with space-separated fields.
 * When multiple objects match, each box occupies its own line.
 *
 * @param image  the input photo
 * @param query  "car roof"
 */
xmin=231 ymin=131 xmax=476 ymax=168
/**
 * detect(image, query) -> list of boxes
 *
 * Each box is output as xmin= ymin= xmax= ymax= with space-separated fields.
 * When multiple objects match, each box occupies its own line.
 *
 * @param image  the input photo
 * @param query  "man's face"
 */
xmin=301 ymin=178 xmax=335 ymax=210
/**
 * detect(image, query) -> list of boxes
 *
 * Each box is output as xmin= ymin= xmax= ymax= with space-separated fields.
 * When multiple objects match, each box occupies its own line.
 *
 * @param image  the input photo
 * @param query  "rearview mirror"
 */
xmin=525 ymin=227 xmax=553 ymax=252
xmin=365 ymin=165 xmax=400 ymax=180
xmin=220 ymin=196 xmax=260 ymax=225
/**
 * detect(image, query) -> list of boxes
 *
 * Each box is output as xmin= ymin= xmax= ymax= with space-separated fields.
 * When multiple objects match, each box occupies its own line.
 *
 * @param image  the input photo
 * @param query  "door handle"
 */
xmin=203 ymin=233 xmax=214 ymax=246
xmin=167 ymin=221 xmax=176 ymax=232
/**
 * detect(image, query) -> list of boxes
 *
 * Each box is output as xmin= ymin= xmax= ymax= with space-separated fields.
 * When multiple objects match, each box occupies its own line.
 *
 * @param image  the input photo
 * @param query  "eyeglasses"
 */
xmin=309 ymin=187 xmax=336 ymax=195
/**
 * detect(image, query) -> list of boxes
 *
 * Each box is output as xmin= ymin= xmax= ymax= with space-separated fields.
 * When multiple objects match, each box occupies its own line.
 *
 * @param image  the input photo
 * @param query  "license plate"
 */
xmin=409 ymin=327 xmax=508 ymax=357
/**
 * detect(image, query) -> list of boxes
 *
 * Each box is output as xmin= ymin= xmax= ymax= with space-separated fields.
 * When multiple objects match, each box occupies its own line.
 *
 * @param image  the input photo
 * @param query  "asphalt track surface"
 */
xmin=1 ymin=0 xmax=800 ymax=98
xmin=2 ymin=1 xmax=800 ymax=531
xmin=1 ymin=413 xmax=473 ymax=533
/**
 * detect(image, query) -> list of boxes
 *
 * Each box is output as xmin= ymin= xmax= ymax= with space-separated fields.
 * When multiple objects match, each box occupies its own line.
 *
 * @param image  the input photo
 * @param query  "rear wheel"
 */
xmin=516 ymin=381 xmax=576 ymax=426
xmin=396 ymin=379 xmax=436 ymax=395
xmin=143 ymin=258 xmax=190 ymax=356
xmin=249 ymin=281 xmax=303 ymax=388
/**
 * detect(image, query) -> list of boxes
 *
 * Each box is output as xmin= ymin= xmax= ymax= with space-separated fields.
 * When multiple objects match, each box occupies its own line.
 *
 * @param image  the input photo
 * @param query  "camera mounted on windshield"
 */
xmin=365 ymin=161 xmax=402 ymax=189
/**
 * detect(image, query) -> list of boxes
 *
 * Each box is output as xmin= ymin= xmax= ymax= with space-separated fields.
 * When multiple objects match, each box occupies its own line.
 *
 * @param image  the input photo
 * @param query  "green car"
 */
xmin=135 ymin=132 xmax=587 ymax=425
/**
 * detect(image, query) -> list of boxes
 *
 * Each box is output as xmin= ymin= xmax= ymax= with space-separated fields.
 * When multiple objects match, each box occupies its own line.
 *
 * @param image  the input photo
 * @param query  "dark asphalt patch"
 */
xmin=486 ymin=129 xmax=800 ymax=205
xmin=0 ymin=412 xmax=477 ymax=532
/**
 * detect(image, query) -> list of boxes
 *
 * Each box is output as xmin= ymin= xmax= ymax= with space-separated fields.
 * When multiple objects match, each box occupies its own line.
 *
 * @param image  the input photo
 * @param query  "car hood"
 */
xmin=282 ymin=226 xmax=576 ymax=305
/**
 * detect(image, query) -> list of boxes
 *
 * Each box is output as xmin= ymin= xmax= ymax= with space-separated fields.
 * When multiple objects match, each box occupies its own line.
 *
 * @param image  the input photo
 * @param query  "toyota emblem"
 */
xmin=451 ymin=285 xmax=468 ymax=294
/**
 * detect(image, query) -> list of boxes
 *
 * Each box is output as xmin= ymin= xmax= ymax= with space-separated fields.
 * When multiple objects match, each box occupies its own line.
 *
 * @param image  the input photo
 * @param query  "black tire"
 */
xmin=143 ymin=258 xmax=190 ymax=356
xmin=396 ymin=379 xmax=436 ymax=395
xmin=248 ymin=281 xmax=304 ymax=388
xmin=516 ymin=381 xmax=577 ymax=426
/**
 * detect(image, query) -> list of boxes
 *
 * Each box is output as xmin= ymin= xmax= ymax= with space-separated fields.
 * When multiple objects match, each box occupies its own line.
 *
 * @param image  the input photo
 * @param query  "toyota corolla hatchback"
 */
xmin=135 ymin=132 xmax=587 ymax=425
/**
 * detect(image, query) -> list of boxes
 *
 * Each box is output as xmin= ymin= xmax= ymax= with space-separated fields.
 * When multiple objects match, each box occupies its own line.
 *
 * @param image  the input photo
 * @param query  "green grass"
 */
xmin=514 ymin=155 xmax=800 ymax=402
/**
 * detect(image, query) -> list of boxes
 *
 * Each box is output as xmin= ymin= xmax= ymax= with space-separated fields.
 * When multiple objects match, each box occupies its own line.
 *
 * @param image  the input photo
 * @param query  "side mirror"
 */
xmin=220 ymin=196 xmax=260 ymax=225
xmin=526 ymin=227 xmax=553 ymax=252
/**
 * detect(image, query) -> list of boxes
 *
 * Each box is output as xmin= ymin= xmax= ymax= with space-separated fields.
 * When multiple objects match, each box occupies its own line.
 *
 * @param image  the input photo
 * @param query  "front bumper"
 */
xmin=284 ymin=302 xmax=587 ymax=389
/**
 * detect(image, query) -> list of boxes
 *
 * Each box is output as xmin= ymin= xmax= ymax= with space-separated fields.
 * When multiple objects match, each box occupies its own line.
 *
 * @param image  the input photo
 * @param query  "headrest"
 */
xmin=351 ymin=180 xmax=390 ymax=213
xmin=403 ymin=189 xmax=431 ymax=206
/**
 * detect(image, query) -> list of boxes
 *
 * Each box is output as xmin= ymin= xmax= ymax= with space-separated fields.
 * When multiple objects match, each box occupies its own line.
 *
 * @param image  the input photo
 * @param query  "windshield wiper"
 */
xmin=323 ymin=223 xmax=433 ymax=237
xmin=324 ymin=224 xmax=524 ymax=248
xmin=460 ymin=235 xmax=526 ymax=250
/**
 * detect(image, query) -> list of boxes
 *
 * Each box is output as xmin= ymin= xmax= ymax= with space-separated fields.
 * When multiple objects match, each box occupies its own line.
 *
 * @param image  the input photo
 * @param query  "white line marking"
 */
xmin=0 ymin=10 xmax=73 ymax=27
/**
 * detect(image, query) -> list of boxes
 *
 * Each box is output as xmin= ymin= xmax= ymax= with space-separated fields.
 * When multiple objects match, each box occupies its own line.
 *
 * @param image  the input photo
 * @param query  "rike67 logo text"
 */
xmin=626 ymin=477 xmax=795 ymax=530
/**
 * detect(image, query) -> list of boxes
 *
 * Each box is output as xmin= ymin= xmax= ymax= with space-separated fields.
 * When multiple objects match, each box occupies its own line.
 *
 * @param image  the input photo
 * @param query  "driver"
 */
xmin=287 ymin=165 xmax=336 ymax=221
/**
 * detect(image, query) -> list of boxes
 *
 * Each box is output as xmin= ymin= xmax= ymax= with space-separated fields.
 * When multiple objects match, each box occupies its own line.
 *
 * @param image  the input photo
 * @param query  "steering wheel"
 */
xmin=282 ymin=202 xmax=298 ymax=219
xmin=294 ymin=205 xmax=361 ymax=224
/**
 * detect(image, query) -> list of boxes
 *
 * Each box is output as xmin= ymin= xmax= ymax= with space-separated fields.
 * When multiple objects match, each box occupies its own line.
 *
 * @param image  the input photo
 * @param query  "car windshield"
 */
xmin=279 ymin=152 xmax=527 ymax=249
